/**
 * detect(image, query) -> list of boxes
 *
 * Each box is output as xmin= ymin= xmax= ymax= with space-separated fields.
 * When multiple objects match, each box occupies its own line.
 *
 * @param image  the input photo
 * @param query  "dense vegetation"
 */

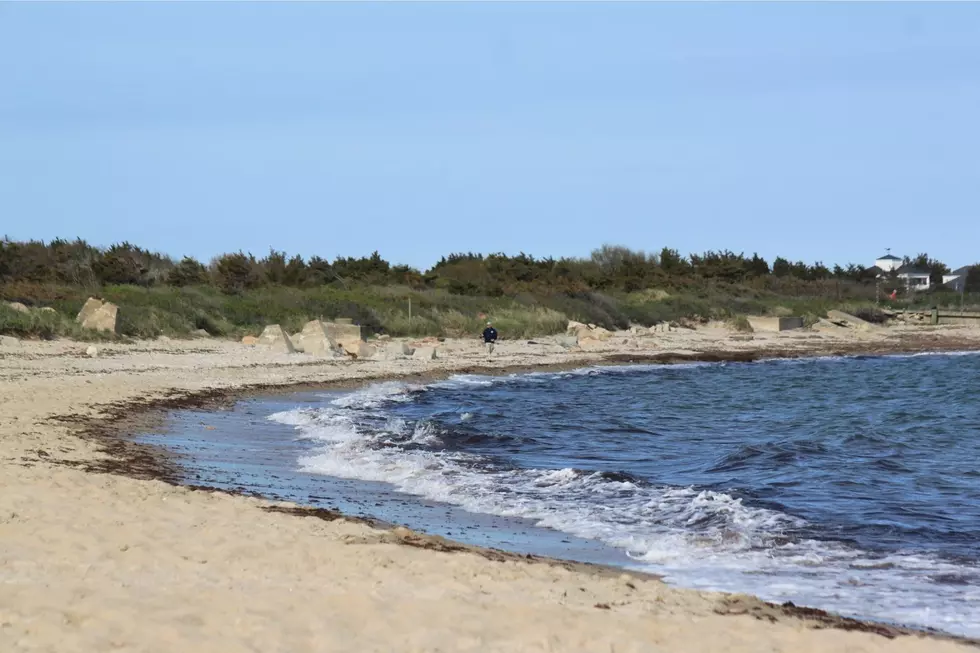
xmin=1 ymin=238 xmax=977 ymax=340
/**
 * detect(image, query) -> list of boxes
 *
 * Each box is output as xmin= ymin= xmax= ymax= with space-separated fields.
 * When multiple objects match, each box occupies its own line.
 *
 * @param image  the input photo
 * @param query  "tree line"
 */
xmin=1 ymin=238 xmax=976 ymax=295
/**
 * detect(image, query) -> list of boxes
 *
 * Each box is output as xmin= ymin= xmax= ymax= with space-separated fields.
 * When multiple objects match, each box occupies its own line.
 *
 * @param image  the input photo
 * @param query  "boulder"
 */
xmin=257 ymin=324 xmax=296 ymax=353
xmin=156 ymin=335 xmax=171 ymax=343
xmin=299 ymin=320 xmax=344 ymax=358
xmin=555 ymin=335 xmax=579 ymax=349
xmin=350 ymin=342 xmax=378 ymax=360
xmin=746 ymin=316 xmax=804 ymax=332
xmin=384 ymin=342 xmax=414 ymax=359
xmin=826 ymin=310 xmax=876 ymax=331
xmin=413 ymin=346 xmax=438 ymax=360
xmin=812 ymin=319 xmax=846 ymax=332
xmin=85 ymin=345 xmax=99 ymax=358
xmin=566 ymin=320 xmax=586 ymax=335
xmin=39 ymin=307 xmax=57 ymax=314
xmin=321 ymin=322 xmax=364 ymax=350
xmin=76 ymin=298 xmax=104 ymax=324
xmin=77 ymin=299 xmax=118 ymax=333
xmin=7 ymin=302 xmax=29 ymax=314
xmin=192 ymin=329 xmax=211 ymax=338
xmin=567 ymin=321 xmax=612 ymax=342
xmin=241 ymin=335 xmax=259 ymax=345
xmin=590 ymin=326 xmax=613 ymax=341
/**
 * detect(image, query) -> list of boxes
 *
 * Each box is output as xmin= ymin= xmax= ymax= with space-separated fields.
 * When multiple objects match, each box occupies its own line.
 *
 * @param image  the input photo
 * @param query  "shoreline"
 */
xmin=4 ymin=325 xmax=980 ymax=651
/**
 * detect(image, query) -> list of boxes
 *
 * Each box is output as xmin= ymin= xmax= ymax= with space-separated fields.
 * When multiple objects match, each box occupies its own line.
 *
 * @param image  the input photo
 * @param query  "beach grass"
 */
xmin=3 ymin=281 xmax=979 ymax=341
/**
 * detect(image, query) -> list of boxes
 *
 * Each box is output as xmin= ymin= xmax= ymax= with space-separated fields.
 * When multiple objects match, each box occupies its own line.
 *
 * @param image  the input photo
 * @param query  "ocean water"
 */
xmin=148 ymin=352 xmax=980 ymax=636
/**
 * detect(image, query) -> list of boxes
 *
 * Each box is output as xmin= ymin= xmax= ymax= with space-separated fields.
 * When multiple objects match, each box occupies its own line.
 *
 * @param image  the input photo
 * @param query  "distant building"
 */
xmin=895 ymin=265 xmax=931 ymax=291
xmin=874 ymin=253 xmax=903 ymax=273
xmin=873 ymin=252 xmax=931 ymax=291
xmin=943 ymin=266 xmax=971 ymax=293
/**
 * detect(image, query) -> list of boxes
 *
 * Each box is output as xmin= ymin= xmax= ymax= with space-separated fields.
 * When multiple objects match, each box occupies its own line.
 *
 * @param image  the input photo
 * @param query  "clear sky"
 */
xmin=1 ymin=2 xmax=978 ymax=271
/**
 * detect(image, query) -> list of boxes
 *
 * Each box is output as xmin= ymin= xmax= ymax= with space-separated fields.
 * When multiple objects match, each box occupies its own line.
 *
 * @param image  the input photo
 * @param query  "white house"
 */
xmin=873 ymin=252 xmax=931 ymax=291
xmin=943 ymin=266 xmax=971 ymax=293
xmin=874 ymin=252 xmax=902 ymax=273
xmin=896 ymin=265 xmax=931 ymax=291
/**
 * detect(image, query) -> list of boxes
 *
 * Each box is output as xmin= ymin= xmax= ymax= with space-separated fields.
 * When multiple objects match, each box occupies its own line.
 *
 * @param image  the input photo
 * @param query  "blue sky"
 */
xmin=1 ymin=2 xmax=978 ymax=270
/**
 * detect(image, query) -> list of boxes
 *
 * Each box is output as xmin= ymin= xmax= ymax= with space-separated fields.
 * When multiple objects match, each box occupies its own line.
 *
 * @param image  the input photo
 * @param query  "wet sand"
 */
xmin=3 ymin=323 xmax=980 ymax=652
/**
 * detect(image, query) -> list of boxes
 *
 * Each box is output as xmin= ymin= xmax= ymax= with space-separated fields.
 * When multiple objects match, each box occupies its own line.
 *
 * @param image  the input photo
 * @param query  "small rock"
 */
xmin=7 ymin=302 xmax=30 ymax=314
xmin=85 ymin=345 xmax=99 ymax=358
xmin=241 ymin=335 xmax=259 ymax=345
xmin=192 ymin=329 xmax=211 ymax=338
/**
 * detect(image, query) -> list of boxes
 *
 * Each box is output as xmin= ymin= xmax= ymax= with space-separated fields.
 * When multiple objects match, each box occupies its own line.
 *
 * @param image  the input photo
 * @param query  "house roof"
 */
xmin=876 ymin=254 xmax=901 ymax=261
xmin=896 ymin=265 xmax=930 ymax=276
xmin=950 ymin=265 xmax=971 ymax=275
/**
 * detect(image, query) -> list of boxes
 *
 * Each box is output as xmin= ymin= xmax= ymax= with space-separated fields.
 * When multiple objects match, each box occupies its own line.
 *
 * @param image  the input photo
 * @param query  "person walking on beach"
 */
xmin=482 ymin=321 xmax=498 ymax=358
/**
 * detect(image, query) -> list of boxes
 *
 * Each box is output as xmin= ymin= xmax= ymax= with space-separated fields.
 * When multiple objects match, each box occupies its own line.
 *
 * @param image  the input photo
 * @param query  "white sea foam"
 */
xmin=269 ymin=374 xmax=980 ymax=636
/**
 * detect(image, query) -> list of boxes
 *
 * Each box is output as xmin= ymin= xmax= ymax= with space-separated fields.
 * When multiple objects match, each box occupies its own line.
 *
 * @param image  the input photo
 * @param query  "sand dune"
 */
xmin=2 ymin=324 xmax=979 ymax=652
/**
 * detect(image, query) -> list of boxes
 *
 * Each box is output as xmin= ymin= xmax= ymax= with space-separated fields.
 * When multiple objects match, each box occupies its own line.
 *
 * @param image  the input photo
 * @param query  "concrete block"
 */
xmin=257 ymin=324 xmax=295 ymax=353
xmin=746 ymin=316 xmax=804 ymax=332
xmin=413 ymin=346 xmax=438 ymax=360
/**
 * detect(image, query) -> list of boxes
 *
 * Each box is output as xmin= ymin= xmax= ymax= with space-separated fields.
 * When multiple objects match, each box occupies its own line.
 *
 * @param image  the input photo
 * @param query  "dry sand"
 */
xmin=3 ymin=323 xmax=980 ymax=652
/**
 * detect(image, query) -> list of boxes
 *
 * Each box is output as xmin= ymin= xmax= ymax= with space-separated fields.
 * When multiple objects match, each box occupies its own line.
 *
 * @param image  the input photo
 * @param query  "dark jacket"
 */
xmin=482 ymin=327 xmax=498 ymax=343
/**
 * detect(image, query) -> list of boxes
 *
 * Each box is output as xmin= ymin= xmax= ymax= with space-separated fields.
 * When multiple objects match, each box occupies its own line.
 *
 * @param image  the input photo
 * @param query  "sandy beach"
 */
xmin=3 ymin=323 xmax=980 ymax=653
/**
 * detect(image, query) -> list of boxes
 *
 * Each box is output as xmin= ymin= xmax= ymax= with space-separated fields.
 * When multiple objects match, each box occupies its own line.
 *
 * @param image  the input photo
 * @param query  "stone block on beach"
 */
xmin=383 ymin=342 xmax=414 ymax=359
xmin=298 ymin=320 xmax=344 ymax=358
xmin=76 ymin=297 xmax=103 ymax=324
xmin=322 ymin=322 xmax=364 ymax=349
xmin=555 ymin=335 xmax=579 ymax=349
xmin=350 ymin=342 xmax=378 ymax=360
xmin=257 ymin=324 xmax=296 ymax=353
xmin=76 ymin=297 xmax=118 ymax=333
xmin=746 ymin=316 xmax=804 ymax=332
xmin=413 ymin=346 xmax=438 ymax=360
xmin=812 ymin=319 xmax=845 ymax=332
xmin=566 ymin=321 xmax=612 ymax=341
xmin=241 ymin=335 xmax=259 ymax=345
xmin=827 ymin=310 xmax=876 ymax=330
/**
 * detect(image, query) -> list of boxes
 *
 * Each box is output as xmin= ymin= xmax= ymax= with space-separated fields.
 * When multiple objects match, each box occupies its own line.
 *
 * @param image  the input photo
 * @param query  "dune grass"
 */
xmin=3 ymin=281 xmax=979 ymax=342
